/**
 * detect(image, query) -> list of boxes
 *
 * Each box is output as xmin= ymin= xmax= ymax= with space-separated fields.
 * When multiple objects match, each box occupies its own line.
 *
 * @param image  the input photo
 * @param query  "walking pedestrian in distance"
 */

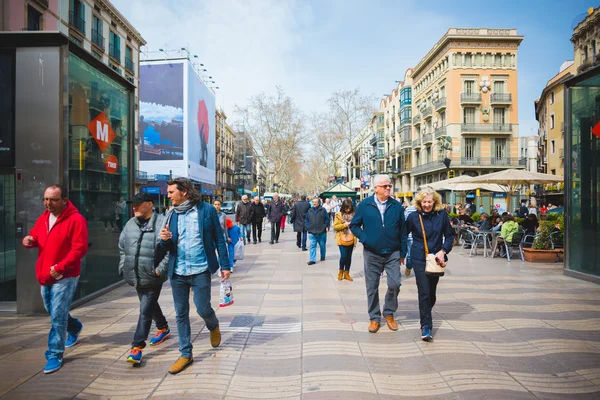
xmin=403 ymin=200 xmax=418 ymax=277
xmin=119 ymin=193 xmax=171 ymax=365
xmin=213 ymin=199 xmax=229 ymax=243
xmin=22 ymin=185 xmax=88 ymax=374
xmin=405 ymin=188 xmax=454 ymax=341
xmin=250 ymin=196 xmax=265 ymax=244
xmin=306 ymin=197 xmax=329 ymax=264
xmin=349 ymin=175 xmax=407 ymax=333
xmin=235 ymin=195 xmax=253 ymax=245
xmin=280 ymin=201 xmax=289 ymax=233
xmin=291 ymin=195 xmax=310 ymax=251
xmin=159 ymin=178 xmax=230 ymax=374
xmin=267 ymin=194 xmax=285 ymax=244
xmin=323 ymin=198 xmax=332 ymax=231
xmin=333 ymin=199 xmax=357 ymax=281
xmin=330 ymin=195 xmax=340 ymax=226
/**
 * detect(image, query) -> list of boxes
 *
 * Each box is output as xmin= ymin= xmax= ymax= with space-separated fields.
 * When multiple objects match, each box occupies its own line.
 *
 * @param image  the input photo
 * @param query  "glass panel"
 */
xmin=567 ymin=85 xmax=600 ymax=277
xmin=0 ymin=173 xmax=16 ymax=301
xmin=68 ymin=52 xmax=130 ymax=300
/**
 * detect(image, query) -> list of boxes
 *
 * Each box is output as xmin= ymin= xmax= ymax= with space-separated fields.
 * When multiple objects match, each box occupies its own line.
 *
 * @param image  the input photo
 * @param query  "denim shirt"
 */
xmin=175 ymin=207 xmax=208 ymax=275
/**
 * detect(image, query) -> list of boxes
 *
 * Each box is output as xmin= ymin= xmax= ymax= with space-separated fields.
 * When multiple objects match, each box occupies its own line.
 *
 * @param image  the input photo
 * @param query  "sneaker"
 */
xmin=126 ymin=347 xmax=143 ymax=364
xmin=421 ymin=326 xmax=433 ymax=341
xmin=405 ymin=268 xmax=411 ymax=276
xmin=65 ymin=321 xmax=83 ymax=348
xmin=149 ymin=327 xmax=171 ymax=346
xmin=44 ymin=358 xmax=63 ymax=374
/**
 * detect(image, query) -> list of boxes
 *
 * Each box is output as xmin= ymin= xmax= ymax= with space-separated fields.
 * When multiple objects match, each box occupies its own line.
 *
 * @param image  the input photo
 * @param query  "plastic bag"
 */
xmin=234 ymin=239 xmax=245 ymax=261
xmin=219 ymin=278 xmax=234 ymax=307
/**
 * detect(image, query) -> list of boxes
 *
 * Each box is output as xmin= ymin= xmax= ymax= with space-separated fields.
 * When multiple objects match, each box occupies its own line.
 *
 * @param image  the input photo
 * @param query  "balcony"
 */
xmin=376 ymin=150 xmax=385 ymax=160
xmin=434 ymin=97 xmax=447 ymax=110
xmin=460 ymin=93 xmax=482 ymax=103
xmin=413 ymin=139 xmax=422 ymax=149
xmin=434 ymin=126 xmax=446 ymax=139
xmin=422 ymin=133 xmax=433 ymax=144
xmin=422 ymin=107 xmax=433 ymax=119
xmin=109 ymin=44 xmax=121 ymax=62
xmin=125 ymin=57 xmax=135 ymax=73
xmin=401 ymin=138 xmax=412 ymax=148
xmin=400 ymin=118 xmax=411 ymax=127
xmin=412 ymin=160 xmax=444 ymax=175
xmin=461 ymin=123 xmax=512 ymax=134
xmin=370 ymin=135 xmax=377 ymax=145
xmin=69 ymin=11 xmax=85 ymax=34
xmin=458 ymin=157 xmax=523 ymax=167
xmin=490 ymin=93 xmax=512 ymax=104
xmin=413 ymin=114 xmax=422 ymax=125
xmin=519 ymin=157 xmax=527 ymax=166
xmin=92 ymin=29 xmax=104 ymax=49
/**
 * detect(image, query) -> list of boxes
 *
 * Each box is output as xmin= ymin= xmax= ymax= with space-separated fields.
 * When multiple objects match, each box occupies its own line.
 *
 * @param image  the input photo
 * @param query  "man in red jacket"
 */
xmin=22 ymin=185 xmax=88 ymax=374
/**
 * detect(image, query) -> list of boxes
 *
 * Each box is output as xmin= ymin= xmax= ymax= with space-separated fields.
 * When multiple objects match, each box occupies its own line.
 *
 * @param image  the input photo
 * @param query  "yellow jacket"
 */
xmin=333 ymin=212 xmax=357 ymax=246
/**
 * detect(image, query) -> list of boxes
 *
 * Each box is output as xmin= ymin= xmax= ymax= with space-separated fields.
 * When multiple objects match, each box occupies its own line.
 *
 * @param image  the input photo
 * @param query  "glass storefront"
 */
xmin=68 ymin=53 xmax=131 ymax=299
xmin=565 ymin=73 xmax=600 ymax=278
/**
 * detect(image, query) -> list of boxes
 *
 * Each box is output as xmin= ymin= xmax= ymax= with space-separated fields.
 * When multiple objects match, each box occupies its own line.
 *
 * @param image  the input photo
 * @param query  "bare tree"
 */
xmin=327 ymin=88 xmax=376 ymax=179
xmin=236 ymin=87 xmax=308 ymax=193
xmin=309 ymin=112 xmax=346 ymax=177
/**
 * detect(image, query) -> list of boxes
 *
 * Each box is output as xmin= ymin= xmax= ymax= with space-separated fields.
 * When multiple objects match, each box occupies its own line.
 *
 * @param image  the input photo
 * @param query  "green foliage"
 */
xmin=546 ymin=213 xmax=559 ymax=222
xmin=533 ymin=215 xmax=564 ymax=250
xmin=515 ymin=217 xmax=525 ymax=224
xmin=471 ymin=213 xmax=481 ymax=222
xmin=449 ymin=212 xmax=458 ymax=220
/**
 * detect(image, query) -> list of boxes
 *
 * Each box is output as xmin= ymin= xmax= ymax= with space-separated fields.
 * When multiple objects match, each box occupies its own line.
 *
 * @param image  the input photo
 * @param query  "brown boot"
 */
xmin=368 ymin=320 xmax=380 ymax=333
xmin=343 ymin=271 xmax=353 ymax=281
xmin=168 ymin=356 xmax=193 ymax=374
xmin=210 ymin=325 xmax=221 ymax=348
xmin=385 ymin=315 xmax=398 ymax=331
xmin=337 ymin=270 xmax=343 ymax=280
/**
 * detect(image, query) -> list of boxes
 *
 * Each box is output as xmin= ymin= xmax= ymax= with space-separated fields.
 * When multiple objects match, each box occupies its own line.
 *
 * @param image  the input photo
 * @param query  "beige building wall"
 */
xmin=572 ymin=7 xmax=600 ymax=72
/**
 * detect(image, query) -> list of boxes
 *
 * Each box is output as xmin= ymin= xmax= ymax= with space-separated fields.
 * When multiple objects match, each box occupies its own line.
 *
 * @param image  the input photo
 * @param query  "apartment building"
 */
xmin=572 ymin=7 xmax=600 ymax=74
xmin=535 ymin=61 xmax=575 ymax=175
xmin=0 ymin=0 xmax=145 ymax=312
xmin=215 ymin=109 xmax=237 ymax=200
xmin=409 ymin=28 xmax=524 ymax=196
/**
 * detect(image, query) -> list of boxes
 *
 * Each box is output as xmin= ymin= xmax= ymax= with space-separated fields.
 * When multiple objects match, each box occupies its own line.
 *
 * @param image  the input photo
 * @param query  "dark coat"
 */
xmin=119 ymin=213 xmax=168 ymax=288
xmin=305 ymin=205 xmax=330 ymax=234
xmin=291 ymin=201 xmax=311 ymax=232
xmin=160 ymin=202 xmax=230 ymax=277
xmin=349 ymin=195 xmax=407 ymax=257
xmin=251 ymin=202 xmax=266 ymax=223
xmin=477 ymin=219 xmax=492 ymax=231
xmin=267 ymin=200 xmax=286 ymax=223
xmin=236 ymin=201 xmax=254 ymax=224
xmin=405 ymin=210 xmax=455 ymax=266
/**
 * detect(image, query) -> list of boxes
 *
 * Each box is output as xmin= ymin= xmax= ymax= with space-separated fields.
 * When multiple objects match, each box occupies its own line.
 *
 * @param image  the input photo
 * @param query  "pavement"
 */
xmin=1 ymin=226 xmax=600 ymax=399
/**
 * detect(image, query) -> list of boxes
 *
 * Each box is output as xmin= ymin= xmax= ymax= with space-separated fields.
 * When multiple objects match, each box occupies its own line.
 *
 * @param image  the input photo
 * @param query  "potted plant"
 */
xmin=522 ymin=215 xmax=564 ymax=263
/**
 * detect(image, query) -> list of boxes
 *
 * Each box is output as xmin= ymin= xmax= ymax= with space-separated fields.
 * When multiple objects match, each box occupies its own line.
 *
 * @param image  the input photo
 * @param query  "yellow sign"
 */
xmin=476 ymin=189 xmax=480 ymax=197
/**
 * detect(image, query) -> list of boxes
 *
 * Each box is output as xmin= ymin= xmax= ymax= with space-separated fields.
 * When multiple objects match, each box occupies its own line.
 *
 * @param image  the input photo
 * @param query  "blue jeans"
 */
xmin=240 ymin=223 xmax=252 ymax=244
xmin=41 ymin=276 xmax=80 ymax=361
xmin=338 ymin=245 xmax=354 ymax=271
xmin=170 ymin=271 xmax=218 ymax=358
xmin=406 ymin=236 xmax=414 ymax=270
xmin=308 ymin=232 xmax=327 ymax=262
xmin=413 ymin=263 xmax=439 ymax=329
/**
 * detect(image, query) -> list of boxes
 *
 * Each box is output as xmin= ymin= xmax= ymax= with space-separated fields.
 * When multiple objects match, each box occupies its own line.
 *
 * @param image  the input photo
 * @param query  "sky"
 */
xmin=112 ymin=0 xmax=595 ymax=138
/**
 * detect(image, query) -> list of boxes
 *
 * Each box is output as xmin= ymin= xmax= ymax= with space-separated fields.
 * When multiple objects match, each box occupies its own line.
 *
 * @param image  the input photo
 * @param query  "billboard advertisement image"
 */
xmin=140 ymin=62 xmax=184 ymax=161
xmin=186 ymin=63 xmax=216 ymax=184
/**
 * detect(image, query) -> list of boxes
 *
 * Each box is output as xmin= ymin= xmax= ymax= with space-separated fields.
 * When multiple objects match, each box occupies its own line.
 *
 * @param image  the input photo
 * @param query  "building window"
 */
xmin=125 ymin=46 xmax=134 ymax=72
xmin=494 ymin=138 xmax=507 ymax=159
xmin=551 ymin=169 xmax=556 ymax=175
xmin=550 ymin=113 xmax=555 ymax=129
xmin=493 ymin=81 xmax=505 ymax=93
xmin=463 ymin=107 xmax=476 ymax=124
xmin=440 ymin=86 xmax=446 ymax=97
xmin=440 ymin=111 xmax=446 ymax=127
xmin=415 ymin=151 xmax=420 ymax=166
xmin=593 ymin=40 xmax=597 ymax=58
xmin=464 ymin=138 xmax=477 ymax=159
xmin=550 ymin=91 xmax=554 ymax=104
xmin=493 ymin=108 xmax=506 ymax=124
xmin=27 ymin=5 xmax=42 ymax=31
xmin=551 ymin=140 xmax=555 ymax=154
xmin=426 ymin=146 xmax=432 ymax=163
xmin=463 ymin=80 xmax=475 ymax=94
xmin=400 ymin=107 xmax=412 ymax=125
xmin=109 ymin=31 xmax=121 ymax=62
xmin=400 ymin=87 xmax=412 ymax=105
xmin=69 ymin=0 xmax=85 ymax=33
xmin=92 ymin=15 xmax=104 ymax=48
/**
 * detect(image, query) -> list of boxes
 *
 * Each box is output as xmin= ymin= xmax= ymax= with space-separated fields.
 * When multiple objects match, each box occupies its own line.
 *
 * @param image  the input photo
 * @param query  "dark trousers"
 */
xmin=296 ymin=230 xmax=307 ymax=249
xmin=171 ymin=271 xmax=218 ymax=358
xmin=363 ymin=249 xmax=401 ymax=322
xmin=338 ymin=245 xmax=354 ymax=271
xmin=132 ymin=285 xmax=168 ymax=348
xmin=413 ymin=263 xmax=440 ymax=330
xmin=252 ymin=221 xmax=263 ymax=242
xmin=270 ymin=220 xmax=281 ymax=242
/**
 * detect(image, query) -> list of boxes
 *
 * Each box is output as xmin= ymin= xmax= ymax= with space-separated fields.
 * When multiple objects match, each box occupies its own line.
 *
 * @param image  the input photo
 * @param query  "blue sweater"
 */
xmin=349 ymin=195 xmax=407 ymax=257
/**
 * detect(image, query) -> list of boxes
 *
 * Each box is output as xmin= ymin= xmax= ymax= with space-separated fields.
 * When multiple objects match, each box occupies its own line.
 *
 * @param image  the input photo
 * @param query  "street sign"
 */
xmin=592 ymin=121 xmax=600 ymax=139
xmin=105 ymin=155 xmax=118 ymax=174
xmin=142 ymin=186 xmax=160 ymax=194
xmin=88 ymin=112 xmax=116 ymax=151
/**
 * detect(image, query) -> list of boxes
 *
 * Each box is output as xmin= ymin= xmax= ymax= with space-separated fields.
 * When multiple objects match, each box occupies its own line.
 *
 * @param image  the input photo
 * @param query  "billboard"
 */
xmin=140 ymin=61 xmax=186 ymax=177
xmin=186 ymin=63 xmax=216 ymax=184
xmin=140 ymin=60 xmax=215 ymax=184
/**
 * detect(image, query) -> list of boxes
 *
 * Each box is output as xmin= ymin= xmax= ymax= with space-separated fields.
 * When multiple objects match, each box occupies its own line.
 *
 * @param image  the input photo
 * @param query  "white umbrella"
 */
xmin=459 ymin=169 xmax=564 ymax=186
xmin=419 ymin=175 xmax=508 ymax=192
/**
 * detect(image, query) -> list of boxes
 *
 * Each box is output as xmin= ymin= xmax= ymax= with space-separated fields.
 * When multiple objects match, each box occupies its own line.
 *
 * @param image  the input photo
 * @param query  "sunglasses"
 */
xmin=377 ymin=184 xmax=392 ymax=189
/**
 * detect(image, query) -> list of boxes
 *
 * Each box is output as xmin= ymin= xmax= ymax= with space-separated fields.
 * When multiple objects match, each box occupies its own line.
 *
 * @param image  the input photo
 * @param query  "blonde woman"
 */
xmin=333 ymin=199 xmax=357 ymax=281
xmin=405 ymin=188 xmax=455 ymax=341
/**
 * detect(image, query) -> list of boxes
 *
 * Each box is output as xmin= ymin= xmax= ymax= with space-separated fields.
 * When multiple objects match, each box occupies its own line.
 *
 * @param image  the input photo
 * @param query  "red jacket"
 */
xmin=26 ymin=201 xmax=89 ymax=286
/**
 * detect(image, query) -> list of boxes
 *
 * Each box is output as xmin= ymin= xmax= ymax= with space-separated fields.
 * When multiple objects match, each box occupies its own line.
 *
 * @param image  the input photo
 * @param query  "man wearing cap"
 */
xmin=119 ymin=193 xmax=171 ymax=365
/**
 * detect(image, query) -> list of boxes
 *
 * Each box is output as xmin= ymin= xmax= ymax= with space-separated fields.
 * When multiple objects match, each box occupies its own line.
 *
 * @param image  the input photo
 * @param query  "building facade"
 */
xmin=572 ymin=7 xmax=600 ymax=75
xmin=0 ymin=0 xmax=145 ymax=312
xmin=234 ymin=131 xmax=257 ymax=198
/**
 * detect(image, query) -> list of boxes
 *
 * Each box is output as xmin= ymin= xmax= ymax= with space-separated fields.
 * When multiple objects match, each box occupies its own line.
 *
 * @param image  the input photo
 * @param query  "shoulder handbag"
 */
xmin=338 ymin=212 xmax=355 ymax=246
xmin=418 ymin=214 xmax=445 ymax=277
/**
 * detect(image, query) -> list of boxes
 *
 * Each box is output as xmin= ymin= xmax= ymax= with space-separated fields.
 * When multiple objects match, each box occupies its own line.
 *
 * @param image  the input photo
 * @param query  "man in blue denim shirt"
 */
xmin=160 ymin=178 xmax=230 ymax=375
